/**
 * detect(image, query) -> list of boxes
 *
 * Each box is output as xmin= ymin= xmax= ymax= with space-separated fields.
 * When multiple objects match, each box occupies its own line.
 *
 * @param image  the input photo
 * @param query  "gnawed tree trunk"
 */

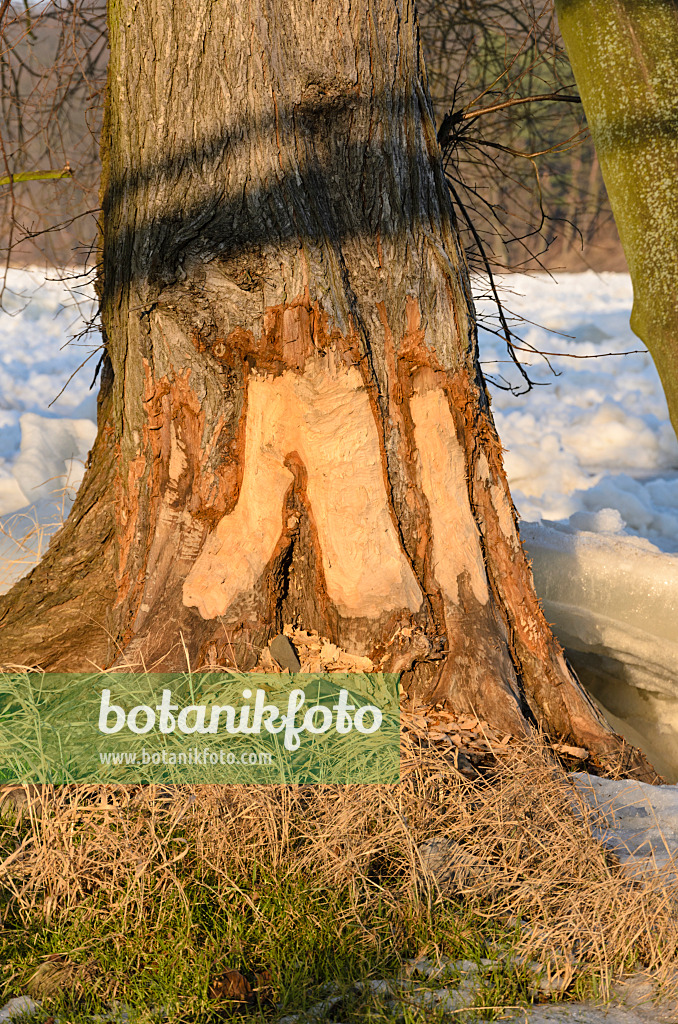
xmin=0 ymin=0 xmax=656 ymax=777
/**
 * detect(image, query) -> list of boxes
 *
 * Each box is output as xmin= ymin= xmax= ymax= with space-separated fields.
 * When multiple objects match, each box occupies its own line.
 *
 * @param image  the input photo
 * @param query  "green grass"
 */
xmin=1 ymin=742 xmax=675 ymax=1023
xmin=0 ymin=834 xmax=536 ymax=1024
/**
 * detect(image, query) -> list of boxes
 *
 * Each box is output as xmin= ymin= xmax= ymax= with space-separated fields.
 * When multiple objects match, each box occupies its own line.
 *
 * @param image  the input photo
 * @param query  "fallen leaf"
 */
xmin=209 ymin=968 xmax=254 ymax=1004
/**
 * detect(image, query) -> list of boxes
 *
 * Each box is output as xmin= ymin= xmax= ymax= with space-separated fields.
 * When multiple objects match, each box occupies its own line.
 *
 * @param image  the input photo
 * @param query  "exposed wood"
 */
xmin=410 ymin=383 xmax=488 ymax=609
xmin=184 ymin=355 xmax=422 ymax=621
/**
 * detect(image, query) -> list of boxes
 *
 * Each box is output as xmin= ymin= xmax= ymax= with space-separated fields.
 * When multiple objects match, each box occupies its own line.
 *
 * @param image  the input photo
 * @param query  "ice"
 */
xmin=0 ymin=267 xmax=677 ymax=777
xmin=520 ymin=521 xmax=678 ymax=781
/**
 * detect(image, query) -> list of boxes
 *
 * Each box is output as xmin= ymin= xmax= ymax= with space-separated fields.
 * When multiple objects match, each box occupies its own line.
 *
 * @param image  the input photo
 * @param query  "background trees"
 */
xmin=0 ymin=0 xmax=625 ymax=282
xmin=0 ymin=0 xmax=105 ymax=278
xmin=419 ymin=0 xmax=625 ymax=277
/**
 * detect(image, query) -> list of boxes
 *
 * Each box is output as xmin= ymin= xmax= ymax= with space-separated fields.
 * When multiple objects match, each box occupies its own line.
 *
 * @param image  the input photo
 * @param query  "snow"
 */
xmin=0 ymin=268 xmax=677 ymax=777
xmin=572 ymin=772 xmax=678 ymax=884
xmin=0 ymin=269 xmax=98 ymax=590
xmin=476 ymin=272 xmax=678 ymax=547
xmin=0 ymin=997 xmax=41 ymax=1023
xmin=476 ymin=272 xmax=678 ymax=780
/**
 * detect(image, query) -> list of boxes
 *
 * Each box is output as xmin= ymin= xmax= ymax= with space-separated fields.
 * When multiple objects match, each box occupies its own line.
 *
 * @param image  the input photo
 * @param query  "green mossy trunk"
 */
xmin=555 ymin=0 xmax=678 ymax=436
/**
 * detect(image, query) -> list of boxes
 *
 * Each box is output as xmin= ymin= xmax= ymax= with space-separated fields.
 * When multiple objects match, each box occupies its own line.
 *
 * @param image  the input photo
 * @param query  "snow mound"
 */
xmin=3 ymin=412 xmax=95 ymax=511
xmin=0 ymin=269 xmax=99 ymax=593
xmin=478 ymin=272 xmax=678 ymax=541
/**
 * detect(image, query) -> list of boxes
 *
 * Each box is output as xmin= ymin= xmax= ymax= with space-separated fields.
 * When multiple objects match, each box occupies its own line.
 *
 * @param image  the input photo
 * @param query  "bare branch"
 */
xmin=438 ymin=91 xmax=581 ymax=149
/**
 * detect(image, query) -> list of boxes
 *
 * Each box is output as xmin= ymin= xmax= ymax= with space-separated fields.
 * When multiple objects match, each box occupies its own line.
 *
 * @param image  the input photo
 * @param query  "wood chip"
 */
xmin=554 ymin=743 xmax=589 ymax=759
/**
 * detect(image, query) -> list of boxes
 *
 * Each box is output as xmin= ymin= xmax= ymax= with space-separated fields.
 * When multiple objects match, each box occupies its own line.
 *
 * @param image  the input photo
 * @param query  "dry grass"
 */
xmin=2 ymin=738 xmax=677 ymax=1013
xmin=0 ymin=483 xmax=70 ymax=596
xmin=0 ymin=507 xmax=55 ymax=594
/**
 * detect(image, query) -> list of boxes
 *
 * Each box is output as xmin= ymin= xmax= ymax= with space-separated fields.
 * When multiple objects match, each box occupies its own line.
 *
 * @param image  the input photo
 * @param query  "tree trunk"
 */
xmin=555 ymin=0 xmax=678 ymax=438
xmin=0 ymin=0 xmax=656 ymax=777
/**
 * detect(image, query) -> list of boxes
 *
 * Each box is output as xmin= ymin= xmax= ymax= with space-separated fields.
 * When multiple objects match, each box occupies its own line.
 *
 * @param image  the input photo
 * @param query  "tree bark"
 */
xmin=0 ymin=0 xmax=657 ymax=777
xmin=555 ymin=0 xmax=678 ymax=438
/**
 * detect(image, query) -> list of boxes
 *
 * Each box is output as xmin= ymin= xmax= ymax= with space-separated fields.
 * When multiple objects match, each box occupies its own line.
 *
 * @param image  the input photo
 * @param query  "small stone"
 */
xmin=269 ymin=634 xmax=301 ymax=673
xmin=0 ymin=997 xmax=41 ymax=1023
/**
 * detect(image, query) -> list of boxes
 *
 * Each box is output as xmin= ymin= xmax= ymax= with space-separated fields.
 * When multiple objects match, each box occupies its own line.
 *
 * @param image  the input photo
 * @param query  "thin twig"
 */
xmin=47 ymin=345 xmax=103 ymax=407
xmin=0 ymin=0 xmax=12 ymax=30
xmin=0 ymin=164 xmax=72 ymax=186
xmin=509 ymin=344 xmax=647 ymax=359
xmin=463 ymin=91 xmax=581 ymax=120
xmin=445 ymin=175 xmax=537 ymax=393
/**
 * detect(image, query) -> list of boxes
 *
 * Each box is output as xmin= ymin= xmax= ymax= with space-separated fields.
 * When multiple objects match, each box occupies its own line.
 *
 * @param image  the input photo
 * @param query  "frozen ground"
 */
xmin=0 ymin=268 xmax=677 ymax=775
